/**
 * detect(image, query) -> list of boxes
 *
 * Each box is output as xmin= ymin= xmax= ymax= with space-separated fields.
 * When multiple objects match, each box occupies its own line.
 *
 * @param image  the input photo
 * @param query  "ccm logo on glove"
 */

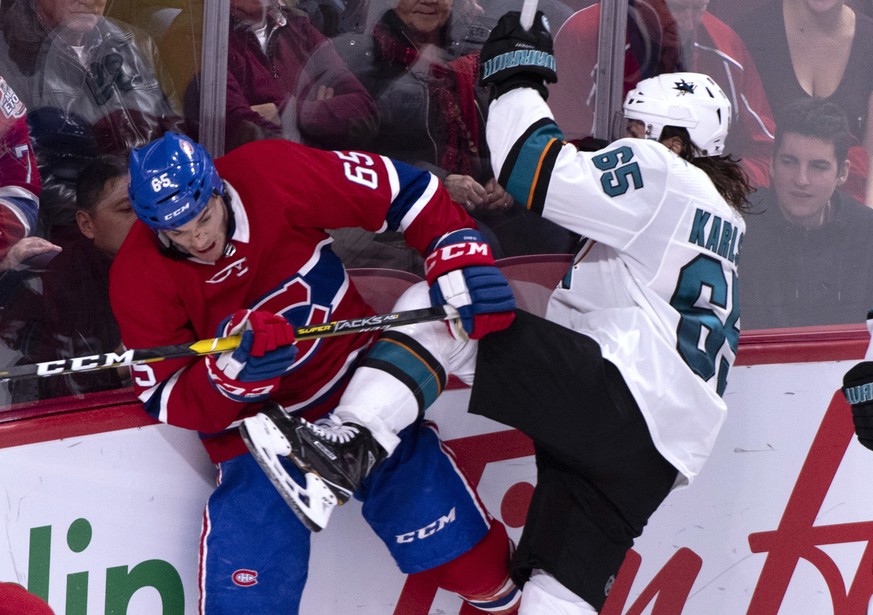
xmin=425 ymin=229 xmax=515 ymax=340
xmin=425 ymin=241 xmax=491 ymax=278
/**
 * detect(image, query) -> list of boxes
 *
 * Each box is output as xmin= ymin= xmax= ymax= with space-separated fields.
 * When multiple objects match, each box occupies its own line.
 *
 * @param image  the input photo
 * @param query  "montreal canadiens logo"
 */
xmin=232 ymin=569 xmax=258 ymax=587
xmin=180 ymin=139 xmax=195 ymax=156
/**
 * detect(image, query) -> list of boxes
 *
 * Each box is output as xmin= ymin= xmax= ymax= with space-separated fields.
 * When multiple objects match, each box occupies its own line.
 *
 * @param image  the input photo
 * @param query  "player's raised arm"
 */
xmin=479 ymin=10 xmax=563 ymax=206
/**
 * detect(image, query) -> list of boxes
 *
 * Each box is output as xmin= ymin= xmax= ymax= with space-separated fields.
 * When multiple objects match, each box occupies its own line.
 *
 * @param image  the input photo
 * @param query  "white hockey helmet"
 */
xmin=622 ymin=72 xmax=731 ymax=155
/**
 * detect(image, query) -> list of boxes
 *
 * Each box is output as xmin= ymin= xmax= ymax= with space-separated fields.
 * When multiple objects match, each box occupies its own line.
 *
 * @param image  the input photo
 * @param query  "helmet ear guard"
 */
xmin=622 ymin=72 xmax=731 ymax=156
xmin=128 ymin=132 xmax=223 ymax=232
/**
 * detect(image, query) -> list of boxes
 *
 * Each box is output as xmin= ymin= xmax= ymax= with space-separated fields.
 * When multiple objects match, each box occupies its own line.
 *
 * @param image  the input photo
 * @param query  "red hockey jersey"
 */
xmin=110 ymin=139 xmax=473 ymax=462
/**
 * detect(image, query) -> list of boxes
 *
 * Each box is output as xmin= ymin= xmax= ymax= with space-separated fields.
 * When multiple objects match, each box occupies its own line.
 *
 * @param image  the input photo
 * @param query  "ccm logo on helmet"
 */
xmin=163 ymin=203 xmax=190 ymax=221
xmin=232 ymin=569 xmax=258 ymax=587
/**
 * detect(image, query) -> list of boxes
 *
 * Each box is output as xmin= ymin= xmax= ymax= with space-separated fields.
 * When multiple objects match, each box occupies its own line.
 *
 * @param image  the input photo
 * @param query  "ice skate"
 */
xmin=240 ymin=402 xmax=339 ymax=531
xmin=240 ymin=402 xmax=386 ymax=530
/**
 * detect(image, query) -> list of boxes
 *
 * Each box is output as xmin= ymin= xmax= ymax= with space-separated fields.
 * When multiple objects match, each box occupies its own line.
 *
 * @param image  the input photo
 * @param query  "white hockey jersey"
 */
xmin=487 ymin=88 xmax=744 ymax=485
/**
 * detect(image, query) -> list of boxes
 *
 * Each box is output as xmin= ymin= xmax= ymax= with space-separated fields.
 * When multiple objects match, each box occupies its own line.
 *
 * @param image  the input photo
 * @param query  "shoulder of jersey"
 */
xmin=606 ymin=137 xmax=675 ymax=163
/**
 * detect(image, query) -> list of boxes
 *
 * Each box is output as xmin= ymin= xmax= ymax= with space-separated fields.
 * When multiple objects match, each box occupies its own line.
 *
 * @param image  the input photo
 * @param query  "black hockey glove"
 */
xmin=842 ymin=361 xmax=873 ymax=451
xmin=479 ymin=10 xmax=557 ymax=100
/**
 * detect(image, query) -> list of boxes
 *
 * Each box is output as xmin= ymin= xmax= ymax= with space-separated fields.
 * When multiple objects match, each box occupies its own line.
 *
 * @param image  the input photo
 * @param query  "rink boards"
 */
xmin=0 ymin=350 xmax=870 ymax=614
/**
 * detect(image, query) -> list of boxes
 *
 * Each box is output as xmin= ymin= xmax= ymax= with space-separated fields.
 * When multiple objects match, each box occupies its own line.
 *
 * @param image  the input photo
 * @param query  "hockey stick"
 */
xmin=520 ymin=0 xmax=538 ymax=29
xmin=0 ymin=305 xmax=456 ymax=382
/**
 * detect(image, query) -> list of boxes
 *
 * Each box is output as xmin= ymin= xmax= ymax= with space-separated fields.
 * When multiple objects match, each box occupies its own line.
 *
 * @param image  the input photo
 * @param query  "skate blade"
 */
xmin=240 ymin=418 xmax=337 ymax=532
xmin=245 ymin=414 xmax=355 ymax=505
xmin=239 ymin=413 xmax=292 ymax=456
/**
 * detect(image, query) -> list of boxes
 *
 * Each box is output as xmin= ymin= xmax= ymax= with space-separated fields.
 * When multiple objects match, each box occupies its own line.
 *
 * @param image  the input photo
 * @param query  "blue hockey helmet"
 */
xmin=128 ymin=132 xmax=223 ymax=232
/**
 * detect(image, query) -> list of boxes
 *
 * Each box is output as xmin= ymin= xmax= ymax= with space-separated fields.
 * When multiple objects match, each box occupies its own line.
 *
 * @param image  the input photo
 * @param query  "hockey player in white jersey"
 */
xmin=241 ymin=10 xmax=754 ymax=614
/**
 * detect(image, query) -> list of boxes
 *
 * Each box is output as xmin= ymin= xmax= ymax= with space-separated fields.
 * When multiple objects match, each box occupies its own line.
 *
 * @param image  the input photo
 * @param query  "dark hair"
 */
xmin=660 ymin=125 xmax=754 ymax=214
xmin=75 ymin=154 xmax=129 ymax=213
xmin=774 ymin=97 xmax=852 ymax=164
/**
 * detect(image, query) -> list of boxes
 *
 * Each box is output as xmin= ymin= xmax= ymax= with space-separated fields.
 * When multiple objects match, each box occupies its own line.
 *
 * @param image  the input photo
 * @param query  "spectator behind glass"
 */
xmin=0 ymin=73 xmax=59 ymax=272
xmin=336 ymin=0 xmax=506 ymax=208
xmin=331 ymin=0 xmax=578 ymax=267
xmin=739 ymin=97 xmax=873 ymax=329
xmin=548 ymin=0 xmax=776 ymax=188
xmin=737 ymin=0 xmax=873 ymax=206
xmin=0 ymin=72 xmax=58 ymax=406
xmin=296 ymin=0 xmax=371 ymax=37
xmin=0 ymin=0 xmax=184 ymax=245
xmin=8 ymin=154 xmax=135 ymax=403
xmin=165 ymin=0 xmax=379 ymax=152
xmin=478 ymin=0 xmax=573 ymax=35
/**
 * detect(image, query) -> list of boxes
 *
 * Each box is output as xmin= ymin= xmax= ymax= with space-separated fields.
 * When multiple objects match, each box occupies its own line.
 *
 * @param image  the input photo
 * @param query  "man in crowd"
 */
xmin=740 ymin=97 xmax=873 ymax=329
xmin=1 ymin=0 xmax=182 ymax=242
xmin=13 ymin=155 xmax=136 ymax=402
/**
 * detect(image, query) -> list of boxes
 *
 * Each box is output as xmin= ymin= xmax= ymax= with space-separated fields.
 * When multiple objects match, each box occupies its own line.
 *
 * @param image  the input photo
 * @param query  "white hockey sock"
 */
xmin=331 ymin=364 xmax=423 ymax=455
xmin=519 ymin=570 xmax=598 ymax=615
xmin=328 ymin=282 xmax=477 ymax=457
xmin=333 ymin=404 xmax=402 ymax=455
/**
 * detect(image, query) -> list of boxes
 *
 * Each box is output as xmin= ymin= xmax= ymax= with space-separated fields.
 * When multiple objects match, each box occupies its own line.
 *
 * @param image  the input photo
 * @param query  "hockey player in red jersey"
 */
xmin=0 ymin=75 xmax=51 ymax=270
xmin=243 ymin=11 xmax=757 ymax=615
xmin=110 ymin=132 xmax=519 ymax=614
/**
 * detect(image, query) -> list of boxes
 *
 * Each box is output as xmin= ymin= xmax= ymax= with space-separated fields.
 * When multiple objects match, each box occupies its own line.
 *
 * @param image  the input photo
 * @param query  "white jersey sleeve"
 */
xmin=487 ymin=88 xmax=745 ymax=486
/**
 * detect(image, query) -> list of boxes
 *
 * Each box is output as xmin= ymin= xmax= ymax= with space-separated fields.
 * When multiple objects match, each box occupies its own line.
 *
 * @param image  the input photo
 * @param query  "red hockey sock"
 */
xmin=413 ymin=521 xmax=520 ymax=614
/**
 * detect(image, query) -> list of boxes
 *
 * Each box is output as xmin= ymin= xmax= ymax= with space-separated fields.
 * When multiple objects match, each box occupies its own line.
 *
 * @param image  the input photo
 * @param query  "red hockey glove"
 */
xmin=425 ymin=229 xmax=516 ymax=340
xmin=205 ymin=310 xmax=298 ymax=402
